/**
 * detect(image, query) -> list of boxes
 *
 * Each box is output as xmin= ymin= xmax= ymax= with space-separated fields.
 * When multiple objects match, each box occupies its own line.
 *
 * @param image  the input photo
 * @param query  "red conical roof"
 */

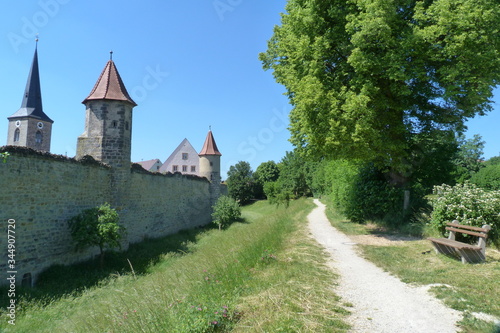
xmin=199 ymin=130 xmax=222 ymax=156
xmin=82 ymin=59 xmax=137 ymax=106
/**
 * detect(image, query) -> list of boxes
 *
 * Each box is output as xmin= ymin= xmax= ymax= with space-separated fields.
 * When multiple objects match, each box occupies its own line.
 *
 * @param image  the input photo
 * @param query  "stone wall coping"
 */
xmin=0 ymin=146 xmax=111 ymax=168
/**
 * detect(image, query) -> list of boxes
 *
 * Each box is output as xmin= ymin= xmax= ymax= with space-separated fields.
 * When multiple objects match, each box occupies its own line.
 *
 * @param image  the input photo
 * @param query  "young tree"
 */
xmin=260 ymin=0 xmax=500 ymax=185
xmin=211 ymin=195 xmax=241 ymax=230
xmin=68 ymin=203 xmax=125 ymax=266
xmin=226 ymin=161 xmax=255 ymax=204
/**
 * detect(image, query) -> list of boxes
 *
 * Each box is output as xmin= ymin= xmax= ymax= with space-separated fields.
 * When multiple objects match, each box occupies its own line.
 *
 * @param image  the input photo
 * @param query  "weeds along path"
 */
xmin=308 ymin=199 xmax=462 ymax=333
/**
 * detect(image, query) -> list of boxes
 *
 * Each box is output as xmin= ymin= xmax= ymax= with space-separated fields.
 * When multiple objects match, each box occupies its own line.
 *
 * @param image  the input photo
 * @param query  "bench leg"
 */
xmin=458 ymin=249 xmax=485 ymax=264
xmin=431 ymin=243 xmax=458 ymax=257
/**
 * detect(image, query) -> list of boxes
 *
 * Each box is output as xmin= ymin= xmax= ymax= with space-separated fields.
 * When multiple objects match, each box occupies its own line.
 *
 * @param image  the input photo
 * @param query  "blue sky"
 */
xmin=1 ymin=1 xmax=499 ymax=179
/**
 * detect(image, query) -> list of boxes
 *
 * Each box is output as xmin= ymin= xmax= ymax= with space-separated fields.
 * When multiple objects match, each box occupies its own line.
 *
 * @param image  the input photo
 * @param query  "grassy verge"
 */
xmin=324 ymin=203 xmax=500 ymax=333
xmin=1 ymin=198 xmax=349 ymax=332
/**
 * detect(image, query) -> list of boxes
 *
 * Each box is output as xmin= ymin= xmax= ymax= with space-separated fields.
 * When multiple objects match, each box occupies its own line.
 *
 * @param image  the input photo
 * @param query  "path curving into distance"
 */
xmin=308 ymin=199 xmax=462 ymax=333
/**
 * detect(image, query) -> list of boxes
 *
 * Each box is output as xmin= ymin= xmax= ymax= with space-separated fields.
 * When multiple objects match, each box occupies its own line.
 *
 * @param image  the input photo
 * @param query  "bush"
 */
xmin=68 ymin=203 xmax=125 ymax=264
xmin=430 ymin=183 xmax=500 ymax=246
xmin=211 ymin=195 xmax=241 ymax=230
xmin=263 ymin=180 xmax=292 ymax=207
xmin=343 ymin=164 xmax=404 ymax=224
xmin=326 ymin=159 xmax=362 ymax=212
xmin=470 ymin=164 xmax=500 ymax=191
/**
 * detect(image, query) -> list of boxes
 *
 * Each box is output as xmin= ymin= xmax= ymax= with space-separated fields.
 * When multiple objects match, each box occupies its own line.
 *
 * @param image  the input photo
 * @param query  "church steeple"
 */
xmin=7 ymin=41 xmax=53 ymax=152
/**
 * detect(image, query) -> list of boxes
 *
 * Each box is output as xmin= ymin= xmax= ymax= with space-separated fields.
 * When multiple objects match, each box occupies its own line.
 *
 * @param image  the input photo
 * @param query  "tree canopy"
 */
xmin=226 ymin=161 xmax=255 ymax=204
xmin=260 ymin=0 xmax=500 ymax=175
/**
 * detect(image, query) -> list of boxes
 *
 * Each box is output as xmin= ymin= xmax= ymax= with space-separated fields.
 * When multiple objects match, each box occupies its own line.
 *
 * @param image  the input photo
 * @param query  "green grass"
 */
xmin=324 ymin=203 xmax=500 ymax=333
xmin=0 ymin=198 xmax=350 ymax=332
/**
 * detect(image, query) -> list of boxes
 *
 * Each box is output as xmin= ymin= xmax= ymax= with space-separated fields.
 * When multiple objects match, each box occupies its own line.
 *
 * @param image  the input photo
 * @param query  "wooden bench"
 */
xmin=428 ymin=220 xmax=491 ymax=263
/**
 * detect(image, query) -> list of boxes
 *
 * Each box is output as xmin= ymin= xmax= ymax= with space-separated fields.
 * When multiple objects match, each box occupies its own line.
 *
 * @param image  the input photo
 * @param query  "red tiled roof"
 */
xmin=199 ymin=131 xmax=221 ymax=156
xmin=82 ymin=60 xmax=137 ymax=106
xmin=135 ymin=159 xmax=161 ymax=171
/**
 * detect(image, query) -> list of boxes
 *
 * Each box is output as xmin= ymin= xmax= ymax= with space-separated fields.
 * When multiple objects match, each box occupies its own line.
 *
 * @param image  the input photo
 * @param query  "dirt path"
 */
xmin=308 ymin=199 xmax=462 ymax=333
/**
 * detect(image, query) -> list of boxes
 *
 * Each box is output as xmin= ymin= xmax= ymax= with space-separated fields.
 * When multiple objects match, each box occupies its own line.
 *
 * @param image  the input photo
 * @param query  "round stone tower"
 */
xmin=76 ymin=54 xmax=137 ymax=168
xmin=198 ymin=130 xmax=222 ymax=183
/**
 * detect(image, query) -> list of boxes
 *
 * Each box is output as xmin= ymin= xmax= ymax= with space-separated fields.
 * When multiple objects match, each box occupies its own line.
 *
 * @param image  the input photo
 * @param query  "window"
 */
xmin=111 ymin=120 xmax=118 ymax=128
xmin=35 ymin=131 xmax=43 ymax=144
xmin=125 ymin=121 xmax=129 ymax=130
xmin=182 ymin=165 xmax=188 ymax=172
xmin=173 ymin=165 xmax=178 ymax=172
xmin=182 ymin=153 xmax=188 ymax=160
xmin=14 ymin=129 xmax=20 ymax=142
xmin=191 ymin=166 xmax=196 ymax=172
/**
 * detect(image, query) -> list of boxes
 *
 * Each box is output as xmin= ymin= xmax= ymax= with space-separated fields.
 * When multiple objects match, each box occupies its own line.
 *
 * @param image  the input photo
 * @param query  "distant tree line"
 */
xmin=225 ymin=134 xmax=500 ymax=228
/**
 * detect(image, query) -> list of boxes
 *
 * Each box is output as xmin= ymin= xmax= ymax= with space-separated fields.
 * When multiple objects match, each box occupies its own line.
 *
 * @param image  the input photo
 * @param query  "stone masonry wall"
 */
xmin=0 ymin=148 xmax=112 ymax=284
xmin=124 ymin=170 xmax=211 ymax=244
xmin=0 ymin=148 xmax=213 ymax=285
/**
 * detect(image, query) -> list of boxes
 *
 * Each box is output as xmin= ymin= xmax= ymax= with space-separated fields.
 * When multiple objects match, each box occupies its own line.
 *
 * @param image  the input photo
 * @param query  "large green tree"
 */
xmin=226 ymin=161 xmax=255 ymax=204
xmin=261 ymin=0 xmax=500 ymax=184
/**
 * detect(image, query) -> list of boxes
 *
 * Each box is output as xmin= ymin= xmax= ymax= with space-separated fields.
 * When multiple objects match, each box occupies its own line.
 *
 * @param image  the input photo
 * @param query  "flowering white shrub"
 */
xmin=430 ymin=183 xmax=500 ymax=246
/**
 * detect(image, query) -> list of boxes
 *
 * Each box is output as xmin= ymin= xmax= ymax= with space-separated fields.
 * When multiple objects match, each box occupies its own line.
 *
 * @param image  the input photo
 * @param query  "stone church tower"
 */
xmin=7 ymin=43 xmax=53 ymax=152
xmin=76 ymin=54 xmax=137 ymax=168
xmin=199 ymin=129 xmax=222 ymax=183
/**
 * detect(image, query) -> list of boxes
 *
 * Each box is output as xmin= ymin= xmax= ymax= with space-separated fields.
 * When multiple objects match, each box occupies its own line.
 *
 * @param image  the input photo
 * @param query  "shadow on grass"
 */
xmin=0 ymin=225 xmax=213 ymax=308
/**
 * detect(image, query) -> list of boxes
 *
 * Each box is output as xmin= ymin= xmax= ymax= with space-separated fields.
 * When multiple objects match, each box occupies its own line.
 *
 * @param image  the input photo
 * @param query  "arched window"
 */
xmin=14 ymin=128 xmax=20 ymax=142
xmin=35 ymin=130 xmax=43 ymax=144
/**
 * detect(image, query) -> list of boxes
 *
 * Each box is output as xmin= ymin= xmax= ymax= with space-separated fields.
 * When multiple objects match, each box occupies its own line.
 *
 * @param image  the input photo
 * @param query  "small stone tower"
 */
xmin=7 ymin=42 xmax=53 ymax=152
xmin=76 ymin=53 xmax=137 ymax=168
xmin=199 ymin=129 xmax=222 ymax=183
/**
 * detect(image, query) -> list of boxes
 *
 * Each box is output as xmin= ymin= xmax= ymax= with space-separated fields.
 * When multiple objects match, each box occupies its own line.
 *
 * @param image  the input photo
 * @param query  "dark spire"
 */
xmin=8 ymin=41 xmax=53 ymax=123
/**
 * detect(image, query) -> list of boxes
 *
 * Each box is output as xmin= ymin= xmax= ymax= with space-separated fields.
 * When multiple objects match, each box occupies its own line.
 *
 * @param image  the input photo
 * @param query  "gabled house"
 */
xmin=159 ymin=138 xmax=199 ymax=175
xmin=136 ymin=158 xmax=162 ymax=172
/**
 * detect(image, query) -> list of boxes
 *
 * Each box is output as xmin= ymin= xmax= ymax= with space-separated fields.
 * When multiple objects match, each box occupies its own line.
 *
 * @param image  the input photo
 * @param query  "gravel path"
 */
xmin=308 ymin=199 xmax=462 ymax=333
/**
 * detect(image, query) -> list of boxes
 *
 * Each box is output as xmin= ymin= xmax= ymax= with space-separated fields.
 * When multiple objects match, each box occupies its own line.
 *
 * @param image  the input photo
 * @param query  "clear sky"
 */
xmin=1 ymin=1 xmax=499 ymax=179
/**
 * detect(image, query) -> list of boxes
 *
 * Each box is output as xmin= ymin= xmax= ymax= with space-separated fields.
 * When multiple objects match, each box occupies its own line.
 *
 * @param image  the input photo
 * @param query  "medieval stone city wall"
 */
xmin=0 ymin=147 xmax=213 ymax=285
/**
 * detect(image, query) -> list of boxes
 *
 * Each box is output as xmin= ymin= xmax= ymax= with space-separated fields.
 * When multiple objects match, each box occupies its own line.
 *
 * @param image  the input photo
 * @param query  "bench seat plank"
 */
xmin=427 ymin=238 xmax=485 ymax=263
xmin=427 ymin=237 xmax=480 ymax=250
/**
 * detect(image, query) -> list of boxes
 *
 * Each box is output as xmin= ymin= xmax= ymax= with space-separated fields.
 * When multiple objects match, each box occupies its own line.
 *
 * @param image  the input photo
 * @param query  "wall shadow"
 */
xmin=0 ymin=224 xmax=214 ymax=309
